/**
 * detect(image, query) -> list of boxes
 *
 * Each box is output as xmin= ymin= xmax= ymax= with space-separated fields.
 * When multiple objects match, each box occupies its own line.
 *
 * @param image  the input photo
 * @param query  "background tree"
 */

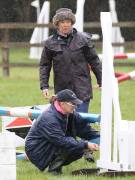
xmin=116 ymin=0 xmax=135 ymax=41
xmin=0 ymin=0 xmax=135 ymax=41
xmin=0 ymin=0 xmax=16 ymax=23
xmin=0 ymin=0 xmax=36 ymax=41
xmin=0 ymin=0 xmax=16 ymax=41
xmin=84 ymin=0 xmax=109 ymax=38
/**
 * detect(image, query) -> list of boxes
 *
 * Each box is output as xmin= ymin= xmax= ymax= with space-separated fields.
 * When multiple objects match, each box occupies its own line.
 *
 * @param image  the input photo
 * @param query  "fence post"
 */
xmin=2 ymin=30 xmax=10 ymax=77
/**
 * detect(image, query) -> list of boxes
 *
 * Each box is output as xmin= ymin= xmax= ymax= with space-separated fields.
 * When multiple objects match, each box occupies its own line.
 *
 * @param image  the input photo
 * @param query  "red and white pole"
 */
xmin=117 ymin=71 xmax=135 ymax=83
xmin=99 ymin=53 xmax=135 ymax=60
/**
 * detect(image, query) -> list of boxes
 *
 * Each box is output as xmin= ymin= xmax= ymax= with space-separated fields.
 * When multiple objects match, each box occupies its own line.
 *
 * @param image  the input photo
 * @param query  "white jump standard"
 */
xmin=97 ymin=12 xmax=135 ymax=175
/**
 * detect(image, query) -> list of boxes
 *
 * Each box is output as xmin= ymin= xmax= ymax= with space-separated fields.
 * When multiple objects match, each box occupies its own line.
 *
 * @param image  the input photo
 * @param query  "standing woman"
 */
xmin=39 ymin=8 xmax=102 ymax=113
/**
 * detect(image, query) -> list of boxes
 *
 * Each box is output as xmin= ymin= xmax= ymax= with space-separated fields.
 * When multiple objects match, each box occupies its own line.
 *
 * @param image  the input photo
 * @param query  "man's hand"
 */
xmin=42 ymin=89 xmax=49 ymax=98
xmin=87 ymin=143 xmax=99 ymax=152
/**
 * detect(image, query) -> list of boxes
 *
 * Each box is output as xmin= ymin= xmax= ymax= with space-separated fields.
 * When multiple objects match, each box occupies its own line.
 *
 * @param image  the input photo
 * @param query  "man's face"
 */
xmin=57 ymin=19 xmax=72 ymax=35
xmin=60 ymin=102 xmax=76 ymax=114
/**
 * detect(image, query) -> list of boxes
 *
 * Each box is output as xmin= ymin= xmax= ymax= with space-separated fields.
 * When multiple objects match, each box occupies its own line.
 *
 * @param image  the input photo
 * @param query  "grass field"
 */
xmin=0 ymin=48 xmax=135 ymax=179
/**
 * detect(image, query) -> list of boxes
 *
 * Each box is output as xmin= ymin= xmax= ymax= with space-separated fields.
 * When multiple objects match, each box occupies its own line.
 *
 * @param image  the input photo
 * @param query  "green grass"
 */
xmin=0 ymin=67 xmax=45 ymax=106
xmin=0 ymin=48 xmax=135 ymax=179
xmin=0 ymin=48 xmax=38 ymax=64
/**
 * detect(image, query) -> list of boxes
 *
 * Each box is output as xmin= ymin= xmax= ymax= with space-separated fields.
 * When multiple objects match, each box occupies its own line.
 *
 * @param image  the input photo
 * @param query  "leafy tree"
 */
xmin=84 ymin=0 xmax=109 ymax=21
xmin=116 ymin=0 xmax=135 ymax=41
xmin=0 ymin=0 xmax=16 ymax=22
xmin=0 ymin=0 xmax=134 ymax=41
xmin=14 ymin=0 xmax=35 ymax=22
xmin=0 ymin=0 xmax=36 ymax=22
xmin=0 ymin=0 xmax=36 ymax=41
xmin=46 ymin=0 xmax=76 ymax=21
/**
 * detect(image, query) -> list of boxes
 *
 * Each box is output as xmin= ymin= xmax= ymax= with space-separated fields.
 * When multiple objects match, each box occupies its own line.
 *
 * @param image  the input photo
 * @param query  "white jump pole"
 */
xmin=97 ymin=12 xmax=114 ymax=168
xmin=109 ymin=0 xmax=125 ymax=54
xmin=30 ymin=1 xmax=50 ymax=59
xmin=97 ymin=12 xmax=135 ymax=173
xmin=74 ymin=0 xmax=85 ymax=32
xmin=97 ymin=12 xmax=123 ymax=171
xmin=31 ymin=0 xmax=40 ymax=21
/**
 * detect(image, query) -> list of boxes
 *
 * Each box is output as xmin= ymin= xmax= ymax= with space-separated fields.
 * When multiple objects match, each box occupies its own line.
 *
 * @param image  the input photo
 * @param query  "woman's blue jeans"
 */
xmin=76 ymin=100 xmax=90 ymax=113
xmin=76 ymin=100 xmax=100 ymax=145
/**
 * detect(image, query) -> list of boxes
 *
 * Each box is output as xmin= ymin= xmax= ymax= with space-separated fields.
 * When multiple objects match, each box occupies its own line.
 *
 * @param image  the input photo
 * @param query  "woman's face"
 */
xmin=57 ymin=19 xmax=72 ymax=35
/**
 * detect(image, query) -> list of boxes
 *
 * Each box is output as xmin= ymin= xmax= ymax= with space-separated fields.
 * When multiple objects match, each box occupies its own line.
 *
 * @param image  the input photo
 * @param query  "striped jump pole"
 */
xmin=0 ymin=106 xmax=100 ymax=123
xmin=115 ymin=72 xmax=125 ymax=77
xmin=16 ymin=153 xmax=28 ymax=160
xmin=98 ymin=53 xmax=135 ymax=60
xmin=117 ymin=71 xmax=135 ymax=83
xmin=113 ymin=53 xmax=135 ymax=60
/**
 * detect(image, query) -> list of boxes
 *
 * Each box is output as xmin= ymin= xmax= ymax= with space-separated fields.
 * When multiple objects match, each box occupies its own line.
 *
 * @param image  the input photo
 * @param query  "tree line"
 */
xmin=0 ymin=0 xmax=134 ymax=41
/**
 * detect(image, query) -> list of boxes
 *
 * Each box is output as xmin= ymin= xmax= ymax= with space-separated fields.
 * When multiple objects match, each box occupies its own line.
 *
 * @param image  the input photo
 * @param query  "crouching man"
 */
xmin=25 ymin=89 xmax=99 ymax=174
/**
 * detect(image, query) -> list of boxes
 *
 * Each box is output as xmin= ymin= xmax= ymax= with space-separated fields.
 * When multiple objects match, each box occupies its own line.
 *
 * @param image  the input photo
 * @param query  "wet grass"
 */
xmin=0 ymin=48 xmax=135 ymax=179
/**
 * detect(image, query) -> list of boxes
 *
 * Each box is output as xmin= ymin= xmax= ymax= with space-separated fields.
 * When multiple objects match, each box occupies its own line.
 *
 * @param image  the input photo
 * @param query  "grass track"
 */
xmin=0 ymin=48 xmax=135 ymax=179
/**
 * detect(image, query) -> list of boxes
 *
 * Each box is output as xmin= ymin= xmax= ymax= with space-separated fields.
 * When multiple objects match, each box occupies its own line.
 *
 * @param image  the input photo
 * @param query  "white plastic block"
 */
xmin=0 ymin=165 xmax=16 ymax=180
xmin=119 ymin=120 xmax=135 ymax=171
xmin=0 ymin=132 xmax=16 ymax=180
xmin=0 ymin=132 xmax=15 ymax=148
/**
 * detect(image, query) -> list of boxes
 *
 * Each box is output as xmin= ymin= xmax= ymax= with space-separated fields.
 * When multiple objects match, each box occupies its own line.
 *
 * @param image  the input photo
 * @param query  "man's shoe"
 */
xmin=83 ymin=152 xmax=95 ymax=162
xmin=48 ymin=166 xmax=62 ymax=175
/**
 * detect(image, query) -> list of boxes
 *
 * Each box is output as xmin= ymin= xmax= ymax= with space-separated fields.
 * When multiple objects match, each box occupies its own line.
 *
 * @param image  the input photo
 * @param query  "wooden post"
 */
xmin=2 ymin=46 xmax=9 ymax=77
xmin=2 ymin=30 xmax=10 ymax=77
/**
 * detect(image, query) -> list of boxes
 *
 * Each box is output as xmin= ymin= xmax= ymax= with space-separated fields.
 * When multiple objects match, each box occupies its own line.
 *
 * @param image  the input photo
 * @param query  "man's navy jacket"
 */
xmin=25 ymin=104 xmax=99 ymax=171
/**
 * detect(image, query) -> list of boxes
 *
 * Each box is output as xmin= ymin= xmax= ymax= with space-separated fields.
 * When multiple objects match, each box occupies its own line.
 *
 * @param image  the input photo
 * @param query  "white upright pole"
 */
xmin=31 ymin=0 xmax=40 ymax=21
xmin=30 ymin=1 xmax=50 ymax=60
xmin=109 ymin=0 xmax=125 ymax=54
xmin=97 ymin=12 xmax=123 ymax=171
xmin=98 ymin=12 xmax=113 ymax=166
xmin=74 ymin=0 xmax=85 ymax=32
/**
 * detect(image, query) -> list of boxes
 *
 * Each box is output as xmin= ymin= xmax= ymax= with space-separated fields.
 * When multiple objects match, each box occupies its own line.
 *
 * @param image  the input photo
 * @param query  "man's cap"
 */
xmin=56 ymin=89 xmax=82 ymax=105
xmin=53 ymin=8 xmax=76 ymax=27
